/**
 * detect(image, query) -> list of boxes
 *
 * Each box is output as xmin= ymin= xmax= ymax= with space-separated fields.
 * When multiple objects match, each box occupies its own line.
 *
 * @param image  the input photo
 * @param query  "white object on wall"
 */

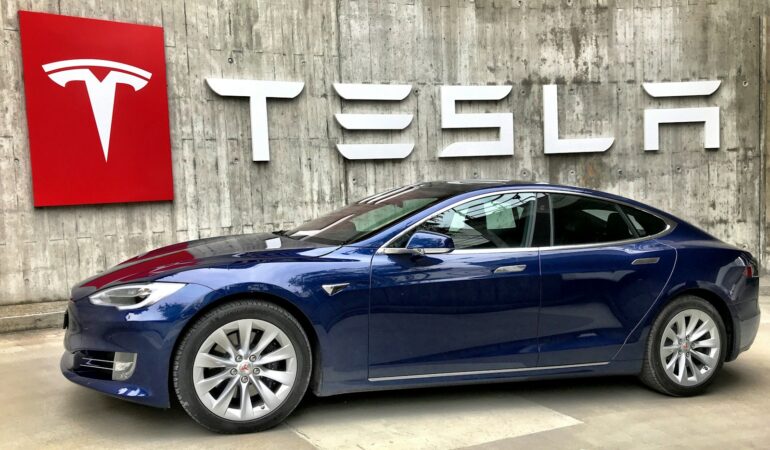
xmin=642 ymin=80 xmax=721 ymax=151
xmin=542 ymin=84 xmax=614 ymax=154
xmin=642 ymin=80 xmax=721 ymax=97
xmin=644 ymin=107 xmax=720 ymax=151
xmin=206 ymin=79 xmax=305 ymax=161
xmin=334 ymin=83 xmax=412 ymax=101
xmin=333 ymin=83 xmax=414 ymax=160
xmin=334 ymin=114 xmax=413 ymax=130
xmin=44 ymin=59 xmax=152 ymax=161
xmin=439 ymin=85 xmax=513 ymax=158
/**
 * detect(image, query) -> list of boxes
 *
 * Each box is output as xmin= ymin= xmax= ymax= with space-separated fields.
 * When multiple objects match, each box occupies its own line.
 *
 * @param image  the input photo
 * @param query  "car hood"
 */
xmin=71 ymin=233 xmax=336 ymax=300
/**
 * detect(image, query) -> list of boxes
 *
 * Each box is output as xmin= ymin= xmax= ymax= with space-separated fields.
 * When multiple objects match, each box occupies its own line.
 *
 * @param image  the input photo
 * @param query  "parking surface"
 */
xmin=2 ymin=304 xmax=769 ymax=449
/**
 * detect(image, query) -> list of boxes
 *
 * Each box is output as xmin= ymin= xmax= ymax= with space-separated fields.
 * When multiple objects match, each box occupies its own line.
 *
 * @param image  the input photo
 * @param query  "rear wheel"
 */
xmin=640 ymin=295 xmax=726 ymax=396
xmin=173 ymin=300 xmax=311 ymax=433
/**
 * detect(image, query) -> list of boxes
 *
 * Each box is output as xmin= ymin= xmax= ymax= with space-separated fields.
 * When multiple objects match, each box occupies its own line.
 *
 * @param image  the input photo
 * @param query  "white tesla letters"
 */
xmin=642 ymin=80 xmax=721 ymax=151
xmin=205 ymin=77 xmax=722 ymax=162
xmin=542 ymin=84 xmax=614 ymax=155
xmin=439 ymin=85 xmax=514 ymax=158
xmin=333 ymin=83 xmax=414 ymax=160
xmin=44 ymin=59 xmax=152 ymax=161
xmin=206 ymin=79 xmax=305 ymax=161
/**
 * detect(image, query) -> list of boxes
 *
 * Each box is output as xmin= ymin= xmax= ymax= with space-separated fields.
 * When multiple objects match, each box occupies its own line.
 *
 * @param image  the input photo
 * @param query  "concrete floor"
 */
xmin=1 ymin=306 xmax=769 ymax=450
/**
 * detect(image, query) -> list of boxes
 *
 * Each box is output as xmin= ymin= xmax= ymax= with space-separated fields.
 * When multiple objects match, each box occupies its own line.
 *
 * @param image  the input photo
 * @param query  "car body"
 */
xmin=61 ymin=181 xmax=761 ymax=431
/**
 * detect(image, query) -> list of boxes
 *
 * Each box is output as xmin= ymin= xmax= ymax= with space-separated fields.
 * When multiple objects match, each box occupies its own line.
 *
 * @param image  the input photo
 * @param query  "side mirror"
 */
xmin=383 ymin=231 xmax=455 ymax=255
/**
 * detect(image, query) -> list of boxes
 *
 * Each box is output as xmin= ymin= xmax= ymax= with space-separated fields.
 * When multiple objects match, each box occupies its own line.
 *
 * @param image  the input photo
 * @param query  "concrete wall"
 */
xmin=1 ymin=0 xmax=768 ymax=305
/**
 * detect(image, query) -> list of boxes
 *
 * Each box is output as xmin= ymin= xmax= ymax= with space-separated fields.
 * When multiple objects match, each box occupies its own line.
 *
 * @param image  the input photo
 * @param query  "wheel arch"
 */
xmin=660 ymin=287 xmax=736 ymax=361
xmin=168 ymin=290 xmax=324 ymax=400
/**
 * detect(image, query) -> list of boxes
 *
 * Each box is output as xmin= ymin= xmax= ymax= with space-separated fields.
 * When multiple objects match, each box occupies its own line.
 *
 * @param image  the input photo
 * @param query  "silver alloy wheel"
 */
xmin=192 ymin=318 xmax=297 ymax=421
xmin=659 ymin=308 xmax=721 ymax=387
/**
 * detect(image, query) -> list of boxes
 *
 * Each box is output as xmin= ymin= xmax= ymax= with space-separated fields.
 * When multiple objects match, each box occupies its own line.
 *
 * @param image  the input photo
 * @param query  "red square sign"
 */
xmin=19 ymin=11 xmax=173 ymax=206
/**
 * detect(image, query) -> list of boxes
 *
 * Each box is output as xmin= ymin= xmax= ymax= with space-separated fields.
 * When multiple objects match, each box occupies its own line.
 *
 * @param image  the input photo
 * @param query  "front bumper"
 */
xmin=61 ymin=283 xmax=212 ymax=408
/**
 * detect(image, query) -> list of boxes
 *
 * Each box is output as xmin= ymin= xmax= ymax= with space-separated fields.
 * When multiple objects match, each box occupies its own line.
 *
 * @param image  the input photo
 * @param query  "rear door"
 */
xmin=537 ymin=193 xmax=676 ymax=366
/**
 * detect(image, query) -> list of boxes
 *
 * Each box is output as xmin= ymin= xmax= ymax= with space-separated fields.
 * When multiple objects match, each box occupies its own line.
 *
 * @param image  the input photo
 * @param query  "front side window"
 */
xmin=400 ymin=192 xmax=542 ymax=249
xmin=551 ymin=194 xmax=635 ymax=245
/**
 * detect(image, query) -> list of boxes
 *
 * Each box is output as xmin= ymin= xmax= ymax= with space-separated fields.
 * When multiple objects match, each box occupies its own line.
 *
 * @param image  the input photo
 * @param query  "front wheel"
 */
xmin=640 ymin=295 xmax=726 ymax=396
xmin=173 ymin=300 xmax=311 ymax=433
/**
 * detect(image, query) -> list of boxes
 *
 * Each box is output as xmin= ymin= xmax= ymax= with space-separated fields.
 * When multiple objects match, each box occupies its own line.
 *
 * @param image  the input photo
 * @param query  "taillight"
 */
xmin=741 ymin=255 xmax=759 ymax=278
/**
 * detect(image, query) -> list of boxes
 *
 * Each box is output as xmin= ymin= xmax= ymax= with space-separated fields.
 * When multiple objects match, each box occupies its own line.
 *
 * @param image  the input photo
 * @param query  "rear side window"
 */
xmin=551 ymin=194 xmax=635 ymax=245
xmin=620 ymin=205 xmax=667 ymax=237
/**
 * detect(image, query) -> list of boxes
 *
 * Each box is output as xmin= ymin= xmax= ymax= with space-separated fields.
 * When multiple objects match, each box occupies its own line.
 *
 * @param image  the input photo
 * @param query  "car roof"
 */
xmin=414 ymin=179 xmax=565 ymax=193
xmin=410 ymin=180 xmax=672 ymax=217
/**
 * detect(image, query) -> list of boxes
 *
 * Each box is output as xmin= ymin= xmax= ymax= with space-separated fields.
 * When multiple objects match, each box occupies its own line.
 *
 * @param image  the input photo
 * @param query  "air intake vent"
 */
xmin=72 ymin=350 xmax=136 ymax=381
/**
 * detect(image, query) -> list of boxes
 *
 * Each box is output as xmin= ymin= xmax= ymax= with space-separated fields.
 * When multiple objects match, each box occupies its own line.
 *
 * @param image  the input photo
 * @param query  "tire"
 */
xmin=639 ymin=295 xmax=726 ymax=396
xmin=173 ymin=300 xmax=311 ymax=433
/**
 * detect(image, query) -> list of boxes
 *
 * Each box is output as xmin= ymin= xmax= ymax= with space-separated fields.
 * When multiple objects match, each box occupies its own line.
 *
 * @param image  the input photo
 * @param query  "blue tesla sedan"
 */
xmin=62 ymin=181 xmax=760 ymax=433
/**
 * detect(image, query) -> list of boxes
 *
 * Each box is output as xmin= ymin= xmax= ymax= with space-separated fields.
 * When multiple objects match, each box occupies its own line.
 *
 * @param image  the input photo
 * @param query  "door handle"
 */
xmin=494 ymin=264 xmax=527 ymax=274
xmin=632 ymin=257 xmax=660 ymax=265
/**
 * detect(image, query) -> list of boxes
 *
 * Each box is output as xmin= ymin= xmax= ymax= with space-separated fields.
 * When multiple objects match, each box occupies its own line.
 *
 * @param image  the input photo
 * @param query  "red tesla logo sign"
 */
xmin=19 ymin=11 xmax=173 ymax=207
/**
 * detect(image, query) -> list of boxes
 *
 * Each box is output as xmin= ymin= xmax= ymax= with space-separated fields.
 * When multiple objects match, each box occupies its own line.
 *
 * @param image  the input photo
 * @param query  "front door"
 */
xmin=368 ymin=192 xmax=549 ymax=380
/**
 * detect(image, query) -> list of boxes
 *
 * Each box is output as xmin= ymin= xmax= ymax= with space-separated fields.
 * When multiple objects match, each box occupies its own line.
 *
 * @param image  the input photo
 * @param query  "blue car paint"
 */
xmin=369 ymin=248 xmax=541 ymax=378
xmin=61 ymin=182 xmax=760 ymax=407
xmin=62 ymin=283 xmax=213 ymax=407
xmin=405 ymin=230 xmax=456 ymax=250
xmin=537 ymin=238 xmax=677 ymax=366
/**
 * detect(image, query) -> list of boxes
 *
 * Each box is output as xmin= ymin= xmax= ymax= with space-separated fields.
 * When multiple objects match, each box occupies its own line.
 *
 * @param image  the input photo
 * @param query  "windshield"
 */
xmin=287 ymin=183 xmax=477 ymax=245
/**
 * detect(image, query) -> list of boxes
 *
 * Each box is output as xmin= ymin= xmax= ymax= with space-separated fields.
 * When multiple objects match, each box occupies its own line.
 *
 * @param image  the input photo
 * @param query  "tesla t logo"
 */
xmin=43 ymin=59 xmax=152 ymax=161
xmin=19 ymin=11 xmax=173 ymax=207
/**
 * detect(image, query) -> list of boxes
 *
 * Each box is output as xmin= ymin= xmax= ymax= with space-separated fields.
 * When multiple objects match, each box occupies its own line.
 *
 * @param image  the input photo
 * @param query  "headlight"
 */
xmin=89 ymin=282 xmax=186 ymax=310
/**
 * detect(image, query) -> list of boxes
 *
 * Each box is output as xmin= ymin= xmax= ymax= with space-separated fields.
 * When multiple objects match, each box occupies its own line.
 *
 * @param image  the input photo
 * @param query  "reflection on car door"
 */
xmin=368 ymin=192 xmax=548 ymax=380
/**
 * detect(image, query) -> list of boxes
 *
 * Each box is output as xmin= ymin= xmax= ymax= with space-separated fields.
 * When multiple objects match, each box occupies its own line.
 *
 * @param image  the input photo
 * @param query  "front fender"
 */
xmin=159 ymin=246 xmax=376 ymax=396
